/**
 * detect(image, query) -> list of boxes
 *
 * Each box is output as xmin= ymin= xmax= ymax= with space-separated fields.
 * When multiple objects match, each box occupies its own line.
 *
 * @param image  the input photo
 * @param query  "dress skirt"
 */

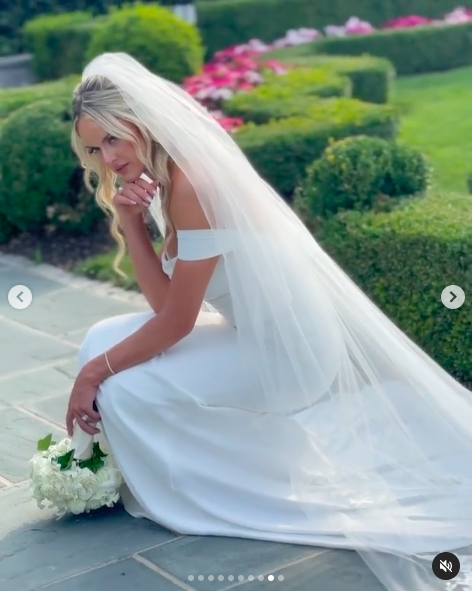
xmin=78 ymin=308 xmax=350 ymax=548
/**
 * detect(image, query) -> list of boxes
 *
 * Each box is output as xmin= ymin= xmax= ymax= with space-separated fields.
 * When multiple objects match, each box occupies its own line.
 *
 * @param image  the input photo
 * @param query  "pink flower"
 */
xmin=443 ymin=7 xmax=472 ymax=23
xmin=259 ymin=59 xmax=288 ymax=75
xmin=382 ymin=15 xmax=432 ymax=28
xmin=345 ymin=16 xmax=375 ymax=34
xmin=271 ymin=28 xmax=321 ymax=47
xmin=325 ymin=17 xmax=374 ymax=36
xmin=210 ymin=110 xmax=244 ymax=132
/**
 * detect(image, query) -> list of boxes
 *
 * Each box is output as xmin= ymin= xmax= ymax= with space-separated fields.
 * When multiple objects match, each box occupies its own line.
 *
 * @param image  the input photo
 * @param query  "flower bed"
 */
xmin=183 ymin=29 xmax=320 ymax=131
xmin=184 ymin=6 xmax=472 ymax=130
xmin=322 ymin=7 xmax=472 ymax=37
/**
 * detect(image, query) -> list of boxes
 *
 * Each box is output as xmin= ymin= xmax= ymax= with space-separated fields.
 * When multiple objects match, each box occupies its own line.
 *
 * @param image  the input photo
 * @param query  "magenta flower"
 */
xmin=382 ymin=15 xmax=432 ymax=28
xmin=182 ymin=28 xmax=320 ymax=131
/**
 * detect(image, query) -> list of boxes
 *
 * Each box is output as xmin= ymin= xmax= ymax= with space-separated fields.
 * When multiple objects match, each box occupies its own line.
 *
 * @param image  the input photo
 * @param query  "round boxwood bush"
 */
xmin=294 ymin=135 xmax=432 ymax=221
xmin=85 ymin=4 xmax=204 ymax=83
xmin=0 ymin=98 xmax=103 ymax=235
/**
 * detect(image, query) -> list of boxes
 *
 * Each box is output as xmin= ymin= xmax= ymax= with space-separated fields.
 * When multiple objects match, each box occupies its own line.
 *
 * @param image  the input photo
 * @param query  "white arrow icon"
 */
xmin=441 ymin=285 xmax=465 ymax=309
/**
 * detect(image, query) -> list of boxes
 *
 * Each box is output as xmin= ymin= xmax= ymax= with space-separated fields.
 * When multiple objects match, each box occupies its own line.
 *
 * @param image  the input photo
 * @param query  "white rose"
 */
xmin=67 ymin=499 xmax=87 ymax=514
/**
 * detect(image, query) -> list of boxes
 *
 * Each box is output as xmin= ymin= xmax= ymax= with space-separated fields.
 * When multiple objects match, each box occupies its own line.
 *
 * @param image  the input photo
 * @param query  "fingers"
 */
xmin=115 ymin=179 xmax=158 ymax=208
xmin=135 ymin=178 xmax=158 ymax=194
xmin=66 ymin=408 xmax=74 ymax=437
xmin=74 ymin=413 xmax=101 ymax=435
xmin=66 ymin=402 xmax=101 ymax=436
xmin=85 ymin=406 xmax=101 ymax=423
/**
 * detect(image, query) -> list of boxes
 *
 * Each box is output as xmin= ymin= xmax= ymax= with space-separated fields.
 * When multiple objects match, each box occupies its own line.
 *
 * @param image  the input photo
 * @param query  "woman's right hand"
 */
xmin=113 ymin=178 xmax=159 ymax=224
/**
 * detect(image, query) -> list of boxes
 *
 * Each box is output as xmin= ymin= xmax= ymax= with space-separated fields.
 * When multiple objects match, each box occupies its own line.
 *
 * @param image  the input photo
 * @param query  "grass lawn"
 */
xmin=75 ymin=250 xmax=138 ymax=290
xmin=75 ymin=239 xmax=162 ymax=290
xmin=394 ymin=65 xmax=472 ymax=194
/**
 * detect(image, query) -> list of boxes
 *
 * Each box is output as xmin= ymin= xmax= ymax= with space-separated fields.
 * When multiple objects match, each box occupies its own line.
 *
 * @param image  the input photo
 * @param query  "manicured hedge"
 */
xmin=293 ymin=135 xmax=432 ymax=219
xmin=308 ymin=20 xmax=472 ymax=76
xmin=0 ymin=98 xmax=102 ymax=235
xmin=313 ymin=191 xmax=471 ymax=382
xmin=196 ymin=0 xmax=472 ymax=56
xmin=2 ymin=0 xmax=156 ymax=57
xmin=86 ymin=4 xmax=204 ymax=84
xmin=266 ymin=50 xmax=394 ymax=104
xmin=0 ymin=75 xmax=78 ymax=120
xmin=234 ymin=98 xmax=398 ymax=196
xmin=23 ymin=12 xmax=106 ymax=81
xmin=224 ymin=68 xmax=351 ymax=124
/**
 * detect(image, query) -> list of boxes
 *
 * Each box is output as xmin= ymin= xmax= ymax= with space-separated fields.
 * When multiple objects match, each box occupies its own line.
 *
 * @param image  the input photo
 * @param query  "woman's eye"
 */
xmin=108 ymin=136 xmax=118 ymax=144
xmin=87 ymin=148 xmax=99 ymax=155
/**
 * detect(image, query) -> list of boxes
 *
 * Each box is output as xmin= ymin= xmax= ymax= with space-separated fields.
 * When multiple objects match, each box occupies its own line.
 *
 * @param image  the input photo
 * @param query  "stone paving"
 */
xmin=0 ymin=253 xmax=386 ymax=591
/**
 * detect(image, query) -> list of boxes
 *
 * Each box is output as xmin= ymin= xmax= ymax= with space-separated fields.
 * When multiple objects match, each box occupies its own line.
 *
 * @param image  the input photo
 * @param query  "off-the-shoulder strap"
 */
xmin=176 ymin=229 xmax=236 ymax=261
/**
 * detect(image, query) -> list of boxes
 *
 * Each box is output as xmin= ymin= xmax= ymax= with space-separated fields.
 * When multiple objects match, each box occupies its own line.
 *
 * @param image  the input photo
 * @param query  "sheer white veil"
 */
xmin=82 ymin=53 xmax=472 ymax=590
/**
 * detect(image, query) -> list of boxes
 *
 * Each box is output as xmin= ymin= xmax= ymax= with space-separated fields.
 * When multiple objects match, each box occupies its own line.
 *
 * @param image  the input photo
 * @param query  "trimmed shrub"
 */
xmin=313 ymin=192 xmax=471 ymax=382
xmin=225 ymin=68 xmax=351 ymax=123
xmin=294 ymin=136 xmax=432 ymax=219
xmin=3 ymin=0 xmax=157 ymax=58
xmin=86 ymin=4 xmax=204 ymax=83
xmin=234 ymin=98 xmax=398 ymax=196
xmin=224 ymin=69 xmax=352 ymax=124
xmin=309 ymin=21 xmax=472 ymax=76
xmin=258 ymin=67 xmax=351 ymax=98
xmin=0 ymin=98 xmax=103 ymax=235
xmin=196 ymin=0 xmax=471 ymax=57
xmin=267 ymin=50 xmax=394 ymax=104
xmin=0 ymin=75 xmax=78 ymax=120
xmin=23 ymin=12 xmax=105 ymax=82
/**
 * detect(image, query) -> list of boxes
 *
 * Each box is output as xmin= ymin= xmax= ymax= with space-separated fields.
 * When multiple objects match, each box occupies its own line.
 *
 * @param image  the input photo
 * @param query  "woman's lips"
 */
xmin=116 ymin=163 xmax=128 ymax=173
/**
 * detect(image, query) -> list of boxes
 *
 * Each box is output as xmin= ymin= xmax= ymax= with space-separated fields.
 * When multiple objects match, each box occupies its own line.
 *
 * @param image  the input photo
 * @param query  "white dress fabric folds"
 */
xmin=78 ymin=229 xmax=350 ymax=544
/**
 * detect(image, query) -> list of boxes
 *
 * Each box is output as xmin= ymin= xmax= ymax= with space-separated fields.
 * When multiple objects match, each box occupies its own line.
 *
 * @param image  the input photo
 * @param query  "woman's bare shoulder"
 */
xmin=169 ymin=164 xmax=210 ymax=231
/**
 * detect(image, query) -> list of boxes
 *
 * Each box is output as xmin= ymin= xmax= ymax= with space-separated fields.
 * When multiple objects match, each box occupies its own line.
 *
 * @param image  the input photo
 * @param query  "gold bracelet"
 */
xmin=104 ymin=351 xmax=116 ymax=375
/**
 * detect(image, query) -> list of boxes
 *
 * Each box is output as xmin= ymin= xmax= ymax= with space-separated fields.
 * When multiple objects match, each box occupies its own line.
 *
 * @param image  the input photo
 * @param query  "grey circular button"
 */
xmin=8 ymin=285 xmax=33 ymax=309
xmin=441 ymin=285 xmax=465 ymax=309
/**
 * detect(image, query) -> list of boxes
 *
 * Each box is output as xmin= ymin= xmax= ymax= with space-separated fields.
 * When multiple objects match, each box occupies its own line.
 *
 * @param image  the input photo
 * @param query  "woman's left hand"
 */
xmin=66 ymin=370 xmax=102 ymax=436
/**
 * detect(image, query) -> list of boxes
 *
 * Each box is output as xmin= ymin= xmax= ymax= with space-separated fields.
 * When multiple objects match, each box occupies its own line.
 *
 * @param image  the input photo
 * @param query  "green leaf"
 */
xmin=77 ymin=456 xmax=105 ymax=474
xmin=37 ymin=433 xmax=53 ymax=451
xmin=57 ymin=449 xmax=75 ymax=471
xmin=92 ymin=442 xmax=107 ymax=459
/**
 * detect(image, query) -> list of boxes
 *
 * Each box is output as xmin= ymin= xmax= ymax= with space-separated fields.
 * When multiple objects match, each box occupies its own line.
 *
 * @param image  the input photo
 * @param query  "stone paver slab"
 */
xmin=0 ymin=266 xmax=65 ymax=311
xmin=1 ymin=503 xmax=177 ymax=591
xmin=141 ymin=536 xmax=322 ymax=590
xmin=241 ymin=548 xmax=386 ymax=590
xmin=0 ymin=358 xmax=77 ymax=405
xmin=61 ymin=326 xmax=90 ymax=346
xmin=0 ymin=287 xmax=146 ymax=337
xmin=0 ymin=407 xmax=64 ymax=482
xmin=42 ymin=558 xmax=183 ymax=591
xmin=0 ymin=319 xmax=77 ymax=375
xmin=23 ymin=391 xmax=70 ymax=429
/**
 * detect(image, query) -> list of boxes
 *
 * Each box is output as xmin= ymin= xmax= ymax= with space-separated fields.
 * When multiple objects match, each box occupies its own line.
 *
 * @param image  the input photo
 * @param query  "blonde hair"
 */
xmin=71 ymin=74 xmax=173 ymax=276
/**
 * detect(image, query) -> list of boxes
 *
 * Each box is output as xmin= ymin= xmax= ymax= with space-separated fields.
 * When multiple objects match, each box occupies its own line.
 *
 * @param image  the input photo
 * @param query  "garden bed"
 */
xmin=0 ymin=220 xmax=115 ymax=271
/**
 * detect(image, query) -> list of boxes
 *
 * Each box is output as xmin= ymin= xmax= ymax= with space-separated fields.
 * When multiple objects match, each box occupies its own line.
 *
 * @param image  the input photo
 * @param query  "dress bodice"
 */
xmin=161 ymin=229 xmax=236 ymax=326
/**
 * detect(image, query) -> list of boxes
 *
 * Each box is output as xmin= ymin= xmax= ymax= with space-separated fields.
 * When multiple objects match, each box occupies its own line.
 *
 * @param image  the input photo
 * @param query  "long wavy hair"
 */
xmin=71 ymin=74 xmax=173 ymax=276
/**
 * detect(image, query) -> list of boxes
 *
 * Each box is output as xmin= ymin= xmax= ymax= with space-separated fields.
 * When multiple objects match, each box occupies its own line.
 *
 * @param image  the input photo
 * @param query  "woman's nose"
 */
xmin=102 ymin=148 xmax=116 ymax=166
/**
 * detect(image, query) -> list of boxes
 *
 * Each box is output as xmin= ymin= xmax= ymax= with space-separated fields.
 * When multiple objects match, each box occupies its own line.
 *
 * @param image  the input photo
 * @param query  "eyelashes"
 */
xmin=86 ymin=135 xmax=119 ymax=155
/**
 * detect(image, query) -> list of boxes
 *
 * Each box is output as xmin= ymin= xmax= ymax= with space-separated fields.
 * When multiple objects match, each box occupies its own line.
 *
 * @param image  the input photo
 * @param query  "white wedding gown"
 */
xmin=79 ymin=229 xmax=349 ymax=543
xmin=78 ymin=229 xmax=472 ymax=569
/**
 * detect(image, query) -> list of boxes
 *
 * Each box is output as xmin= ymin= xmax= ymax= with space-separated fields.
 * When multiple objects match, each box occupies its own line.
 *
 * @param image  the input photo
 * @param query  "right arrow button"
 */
xmin=441 ymin=285 xmax=465 ymax=309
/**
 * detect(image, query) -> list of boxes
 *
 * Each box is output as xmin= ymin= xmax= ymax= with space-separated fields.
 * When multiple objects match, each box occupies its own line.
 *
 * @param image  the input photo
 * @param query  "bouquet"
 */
xmin=29 ymin=427 xmax=123 ymax=517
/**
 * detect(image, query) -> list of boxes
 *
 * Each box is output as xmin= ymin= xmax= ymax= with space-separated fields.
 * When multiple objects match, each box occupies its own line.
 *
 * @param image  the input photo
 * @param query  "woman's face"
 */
xmin=76 ymin=117 xmax=146 ymax=182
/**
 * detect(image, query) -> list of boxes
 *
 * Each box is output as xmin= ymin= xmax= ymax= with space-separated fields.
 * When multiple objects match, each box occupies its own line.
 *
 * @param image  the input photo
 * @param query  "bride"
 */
xmin=66 ymin=52 xmax=472 ymax=590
